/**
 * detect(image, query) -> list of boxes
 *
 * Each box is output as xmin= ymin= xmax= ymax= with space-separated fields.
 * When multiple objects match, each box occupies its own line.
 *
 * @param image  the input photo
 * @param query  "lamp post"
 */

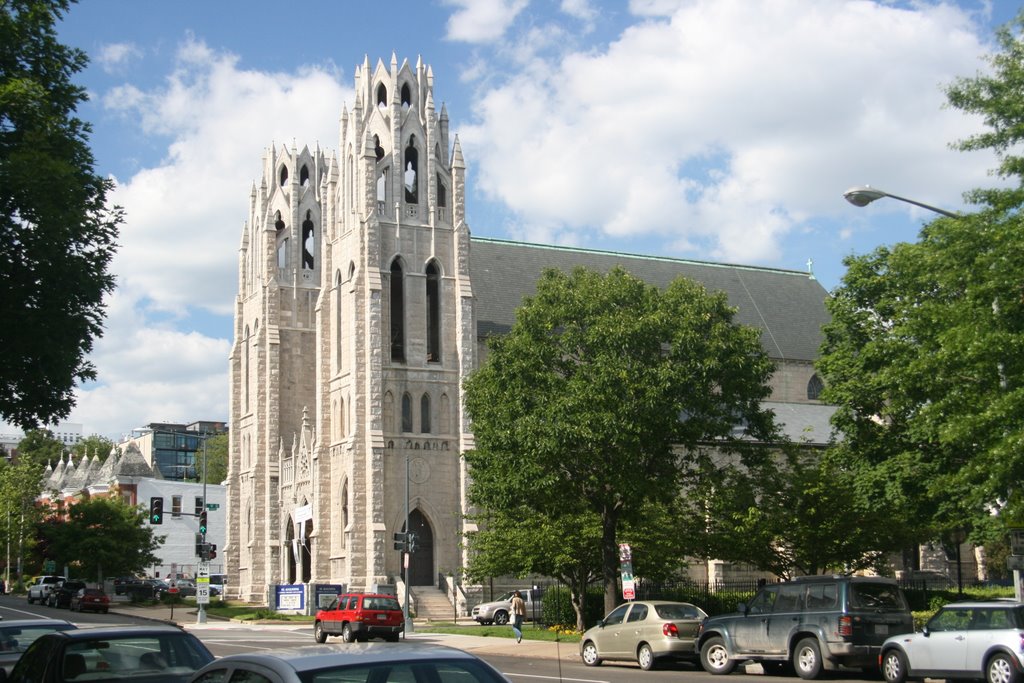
xmin=843 ymin=184 xmax=1011 ymax=599
xmin=843 ymin=185 xmax=959 ymax=218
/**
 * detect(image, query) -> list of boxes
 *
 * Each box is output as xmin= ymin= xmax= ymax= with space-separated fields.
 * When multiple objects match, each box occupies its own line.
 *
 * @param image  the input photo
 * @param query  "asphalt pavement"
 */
xmin=109 ymin=603 xmax=575 ymax=661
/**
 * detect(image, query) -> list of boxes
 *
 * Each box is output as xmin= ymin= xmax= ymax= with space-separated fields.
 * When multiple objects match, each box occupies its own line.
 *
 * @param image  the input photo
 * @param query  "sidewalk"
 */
xmin=109 ymin=604 xmax=574 ymax=661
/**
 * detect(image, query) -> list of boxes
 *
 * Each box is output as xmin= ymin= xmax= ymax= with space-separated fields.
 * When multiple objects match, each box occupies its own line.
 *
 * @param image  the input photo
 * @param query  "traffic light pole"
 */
xmin=197 ymin=436 xmax=208 ymax=625
xmin=403 ymin=450 xmax=412 ymax=635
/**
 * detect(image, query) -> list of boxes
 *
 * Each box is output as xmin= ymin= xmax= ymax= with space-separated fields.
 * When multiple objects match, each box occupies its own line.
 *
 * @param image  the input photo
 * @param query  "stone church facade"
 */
xmin=226 ymin=55 xmax=832 ymax=603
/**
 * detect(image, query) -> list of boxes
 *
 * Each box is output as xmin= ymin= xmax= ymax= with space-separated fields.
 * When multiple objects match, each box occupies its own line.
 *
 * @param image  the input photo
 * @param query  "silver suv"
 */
xmin=880 ymin=600 xmax=1024 ymax=683
xmin=471 ymin=589 xmax=542 ymax=625
xmin=697 ymin=575 xmax=913 ymax=679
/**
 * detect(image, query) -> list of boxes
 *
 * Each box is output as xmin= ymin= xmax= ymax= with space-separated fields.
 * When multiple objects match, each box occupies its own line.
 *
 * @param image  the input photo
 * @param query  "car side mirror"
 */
xmin=922 ymin=626 xmax=930 ymax=637
xmin=737 ymin=602 xmax=748 ymax=615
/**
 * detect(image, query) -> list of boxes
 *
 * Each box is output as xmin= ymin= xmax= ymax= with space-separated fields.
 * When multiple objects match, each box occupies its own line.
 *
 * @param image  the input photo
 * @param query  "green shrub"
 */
xmin=541 ymin=586 xmax=604 ymax=628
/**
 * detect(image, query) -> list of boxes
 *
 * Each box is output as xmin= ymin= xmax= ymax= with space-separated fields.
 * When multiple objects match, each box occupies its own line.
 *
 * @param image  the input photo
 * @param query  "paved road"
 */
xmin=0 ymin=596 xmax=881 ymax=683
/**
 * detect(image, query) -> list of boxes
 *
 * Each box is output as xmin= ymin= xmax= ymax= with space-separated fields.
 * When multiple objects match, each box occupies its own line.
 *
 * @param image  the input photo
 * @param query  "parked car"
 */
xmin=165 ymin=580 xmax=197 ymax=597
xmin=187 ymin=643 xmax=510 ymax=683
xmin=313 ymin=592 xmax=404 ymax=643
xmin=26 ymin=575 xmax=62 ymax=605
xmin=69 ymin=587 xmax=110 ymax=613
xmin=879 ymin=600 xmax=1024 ymax=683
xmin=46 ymin=580 xmax=86 ymax=609
xmin=141 ymin=578 xmax=170 ymax=599
xmin=0 ymin=619 xmax=77 ymax=674
xmin=580 ymin=600 xmax=707 ymax=670
xmin=472 ymin=588 xmax=543 ymax=625
xmin=5 ymin=624 xmax=215 ymax=683
xmin=112 ymin=576 xmax=144 ymax=595
xmin=697 ymin=575 xmax=913 ymax=679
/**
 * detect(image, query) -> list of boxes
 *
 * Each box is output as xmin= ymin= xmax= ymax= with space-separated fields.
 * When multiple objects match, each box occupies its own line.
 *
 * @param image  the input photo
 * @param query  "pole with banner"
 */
xmin=618 ymin=543 xmax=635 ymax=601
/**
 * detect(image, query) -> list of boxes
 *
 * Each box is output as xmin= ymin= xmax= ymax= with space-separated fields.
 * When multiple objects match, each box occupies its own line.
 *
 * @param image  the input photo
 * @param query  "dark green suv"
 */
xmin=697 ymin=575 xmax=913 ymax=680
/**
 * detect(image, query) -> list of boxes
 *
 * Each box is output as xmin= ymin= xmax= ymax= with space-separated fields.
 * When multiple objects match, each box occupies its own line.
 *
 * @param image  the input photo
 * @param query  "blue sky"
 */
xmin=10 ymin=0 xmax=1020 ymax=441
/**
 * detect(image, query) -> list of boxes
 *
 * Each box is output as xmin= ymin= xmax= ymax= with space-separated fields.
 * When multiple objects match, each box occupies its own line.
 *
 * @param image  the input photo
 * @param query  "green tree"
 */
xmin=70 ymin=435 xmax=114 ymax=460
xmin=463 ymin=267 xmax=778 ymax=618
xmin=35 ymin=497 xmax=162 ymax=583
xmin=819 ymin=13 xmax=1024 ymax=544
xmin=15 ymin=428 xmax=63 ymax=469
xmin=0 ymin=0 xmax=122 ymax=429
xmin=199 ymin=434 xmax=227 ymax=485
xmin=0 ymin=456 xmax=47 ymax=585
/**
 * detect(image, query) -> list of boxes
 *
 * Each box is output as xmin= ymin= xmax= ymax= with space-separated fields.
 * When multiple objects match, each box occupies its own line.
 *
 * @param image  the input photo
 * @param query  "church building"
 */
xmin=225 ymin=55 xmax=831 ymax=604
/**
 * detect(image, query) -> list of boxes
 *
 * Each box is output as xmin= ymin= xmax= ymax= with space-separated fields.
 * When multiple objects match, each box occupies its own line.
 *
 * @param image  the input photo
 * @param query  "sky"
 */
xmin=8 ymin=0 xmax=1021 ymax=441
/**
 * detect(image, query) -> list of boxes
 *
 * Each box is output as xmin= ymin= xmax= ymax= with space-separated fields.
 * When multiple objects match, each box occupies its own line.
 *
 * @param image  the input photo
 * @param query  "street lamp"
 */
xmin=843 ymin=185 xmax=958 ymax=218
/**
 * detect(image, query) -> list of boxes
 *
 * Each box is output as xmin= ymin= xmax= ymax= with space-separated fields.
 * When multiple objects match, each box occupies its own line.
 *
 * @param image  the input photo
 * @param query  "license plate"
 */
xmin=377 ymin=614 xmax=387 ymax=620
xmin=876 ymin=624 xmax=888 ymax=635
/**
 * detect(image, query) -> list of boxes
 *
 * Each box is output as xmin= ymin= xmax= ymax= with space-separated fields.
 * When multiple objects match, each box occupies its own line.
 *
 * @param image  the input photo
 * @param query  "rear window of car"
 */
xmin=303 ymin=659 xmax=503 ymax=683
xmin=62 ymin=633 xmax=212 ymax=677
xmin=361 ymin=597 xmax=401 ymax=611
xmin=848 ymin=583 xmax=907 ymax=610
xmin=655 ymin=603 xmax=704 ymax=619
xmin=0 ymin=624 xmax=75 ymax=654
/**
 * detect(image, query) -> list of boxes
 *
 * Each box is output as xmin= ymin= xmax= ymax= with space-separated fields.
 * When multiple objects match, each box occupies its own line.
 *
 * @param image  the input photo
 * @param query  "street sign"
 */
xmin=196 ymin=584 xmax=209 ymax=605
xmin=1010 ymin=528 xmax=1024 ymax=556
xmin=206 ymin=503 xmax=220 ymax=510
xmin=1008 ymin=555 xmax=1024 ymax=571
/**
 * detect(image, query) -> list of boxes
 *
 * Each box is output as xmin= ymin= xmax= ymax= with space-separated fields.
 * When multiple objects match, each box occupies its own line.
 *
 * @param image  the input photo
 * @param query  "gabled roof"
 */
xmin=469 ymin=238 xmax=829 ymax=362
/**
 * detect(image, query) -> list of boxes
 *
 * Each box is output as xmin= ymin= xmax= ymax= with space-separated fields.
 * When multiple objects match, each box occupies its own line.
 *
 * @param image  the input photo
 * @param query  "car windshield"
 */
xmin=60 ymin=633 xmax=212 ymax=679
xmin=362 ymin=597 xmax=401 ymax=611
xmin=301 ymin=659 xmax=504 ymax=683
xmin=0 ymin=625 xmax=73 ymax=654
xmin=848 ymin=583 xmax=907 ymax=610
xmin=654 ymin=603 xmax=705 ymax=620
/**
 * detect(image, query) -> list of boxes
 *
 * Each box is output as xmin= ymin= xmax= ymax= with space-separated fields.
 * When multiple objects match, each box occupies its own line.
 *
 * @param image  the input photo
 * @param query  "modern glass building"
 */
xmin=120 ymin=421 xmax=227 ymax=481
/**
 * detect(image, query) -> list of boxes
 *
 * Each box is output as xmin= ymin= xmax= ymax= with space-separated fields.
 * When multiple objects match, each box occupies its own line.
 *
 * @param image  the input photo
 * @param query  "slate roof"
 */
xmin=470 ymin=238 xmax=830 ymax=362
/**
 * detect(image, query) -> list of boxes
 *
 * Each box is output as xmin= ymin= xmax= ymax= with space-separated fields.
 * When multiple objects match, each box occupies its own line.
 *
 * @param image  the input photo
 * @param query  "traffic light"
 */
xmin=408 ymin=532 xmax=418 ymax=553
xmin=195 ymin=532 xmax=204 ymax=557
xmin=149 ymin=497 xmax=163 ymax=525
xmin=208 ymin=544 xmax=217 ymax=560
xmin=393 ymin=532 xmax=408 ymax=551
xmin=199 ymin=511 xmax=208 ymax=535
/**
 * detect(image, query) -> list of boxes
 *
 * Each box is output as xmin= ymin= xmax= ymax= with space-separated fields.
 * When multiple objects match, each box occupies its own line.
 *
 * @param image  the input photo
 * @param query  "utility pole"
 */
xmin=197 ymin=435 xmax=209 ymax=624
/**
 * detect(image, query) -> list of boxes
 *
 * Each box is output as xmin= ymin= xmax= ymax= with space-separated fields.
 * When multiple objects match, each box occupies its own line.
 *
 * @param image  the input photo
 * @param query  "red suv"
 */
xmin=314 ymin=592 xmax=404 ymax=643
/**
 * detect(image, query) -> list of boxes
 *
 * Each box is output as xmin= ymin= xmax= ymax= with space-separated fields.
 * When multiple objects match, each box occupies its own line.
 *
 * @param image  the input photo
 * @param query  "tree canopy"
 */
xmin=35 ymin=497 xmax=162 ymax=582
xmin=0 ymin=0 xmax=121 ymax=429
xmin=463 ymin=266 xmax=778 ymax=619
xmin=818 ymin=13 xmax=1024 ymax=546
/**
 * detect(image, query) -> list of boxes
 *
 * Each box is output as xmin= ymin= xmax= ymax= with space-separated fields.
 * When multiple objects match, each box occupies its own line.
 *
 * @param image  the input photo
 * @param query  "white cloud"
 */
xmin=444 ymin=0 xmax=530 ymax=43
xmin=68 ymin=38 xmax=350 ymax=438
xmin=95 ymin=42 xmax=142 ymax=73
xmin=460 ymin=0 xmax=998 ymax=265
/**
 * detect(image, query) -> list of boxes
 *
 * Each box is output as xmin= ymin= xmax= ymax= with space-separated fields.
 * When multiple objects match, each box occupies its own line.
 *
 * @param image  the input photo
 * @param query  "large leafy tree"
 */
xmin=35 ymin=497 xmax=162 ymax=583
xmin=199 ymin=434 xmax=228 ymax=485
xmin=71 ymin=434 xmax=114 ymax=460
xmin=463 ymin=267 xmax=778 ymax=617
xmin=0 ymin=0 xmax=121 ymax=429
xmin=819 ymin=13 xmax=1024 ymax=544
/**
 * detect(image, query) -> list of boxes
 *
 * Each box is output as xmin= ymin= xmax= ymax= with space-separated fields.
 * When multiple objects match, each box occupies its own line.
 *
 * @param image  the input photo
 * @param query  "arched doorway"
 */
xmin=285 ymin=515 xmax=313 ymax=584
xmin=404 ymin=509 xmax=434 ymax=586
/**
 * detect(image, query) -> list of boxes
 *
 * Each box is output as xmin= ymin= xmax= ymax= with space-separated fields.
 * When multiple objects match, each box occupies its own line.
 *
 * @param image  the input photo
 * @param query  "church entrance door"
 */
xmin=407 ymin=509 xmax=434 ymax=586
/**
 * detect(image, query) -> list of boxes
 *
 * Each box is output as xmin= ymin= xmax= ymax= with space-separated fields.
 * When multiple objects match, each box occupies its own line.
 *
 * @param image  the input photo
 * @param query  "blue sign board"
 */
xmin=314 ymin=584 xmax=345 ymax=610
xmin=274 ymin=584 xmax=305 ymax=612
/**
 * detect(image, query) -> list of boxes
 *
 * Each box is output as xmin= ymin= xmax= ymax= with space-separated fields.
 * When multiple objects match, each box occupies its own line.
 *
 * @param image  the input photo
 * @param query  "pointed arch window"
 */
xmin=390 ymin=260 xmax=405 ymax=362
xmin=279 ymin=165 xmax=289 ymax=188
xmin=426 ymin=261 xmax=440 ymax=362
xmin=338 ymin=396 xmax=346 ymax=438
xmin=300 ymin=164 xmax=310 ymax=187
xmin=334 ymin=270 xmax=343 ymax=369
xmin=807 ymin=374 xmax=824 ymax=401
xmin=275 ymin=211 xmax=287 ymax=271
xmin=376 ymin=83 xmax=388 ymax=109
xmin=401 ymin=393 xmax=413 ymax=433
xmin=302 ymin=210 xmax=315 ymax=270
xmin=244 ymin=325 xmax=251 ymax=411
xmin=341 ymin=479 xmax=349 ymax=548
xmin=420 ymin=393 xmax=431 ymax=434
xmin=374 ymin=135 xmax=384 ymax=162
xmin=437 ymin=175 xmax=447 ymax=208
xmin=404 ymin=137 xmax=418 ymax=204
xmin=401 ymin=83 xmax=411 ymax=108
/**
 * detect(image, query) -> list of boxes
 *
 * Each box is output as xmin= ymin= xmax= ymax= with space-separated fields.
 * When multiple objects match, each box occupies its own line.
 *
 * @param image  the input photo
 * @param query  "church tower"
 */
xmin=228 ymin=55 xmax=475 ymax=601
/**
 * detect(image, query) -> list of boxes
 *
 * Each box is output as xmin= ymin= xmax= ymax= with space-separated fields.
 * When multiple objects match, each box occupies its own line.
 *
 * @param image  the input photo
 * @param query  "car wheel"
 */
xmin=385 ymin=634 xmax=400 ymax=643
xmin=638 ymin=643 xmax=656 ymax=671
xmin=342 ymin=623 xmax=356 ymax=643
xmin=793 ymin=638 xmax=823 ymax=680
xmin=26 ymin=595 xmax=32 ymax=605
xmin=987 ymin=653 xmax=1020 ymax=683
xmin=701 ymin=636 xmax=737 ymax=675
xmin=881 ymin=649 xmax=907 ymax=683
xmin=493 ymin=610 xmax=509 ymax=625
xmin=581 ymin=641 xmax=602 ymax=667
xmin=314 ymin=621 xmax=329 ymax=643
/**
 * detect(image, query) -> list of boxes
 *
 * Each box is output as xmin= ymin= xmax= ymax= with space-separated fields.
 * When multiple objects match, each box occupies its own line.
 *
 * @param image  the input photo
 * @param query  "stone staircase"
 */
xmin=410 ymin=586 xmax=456 ymax=622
